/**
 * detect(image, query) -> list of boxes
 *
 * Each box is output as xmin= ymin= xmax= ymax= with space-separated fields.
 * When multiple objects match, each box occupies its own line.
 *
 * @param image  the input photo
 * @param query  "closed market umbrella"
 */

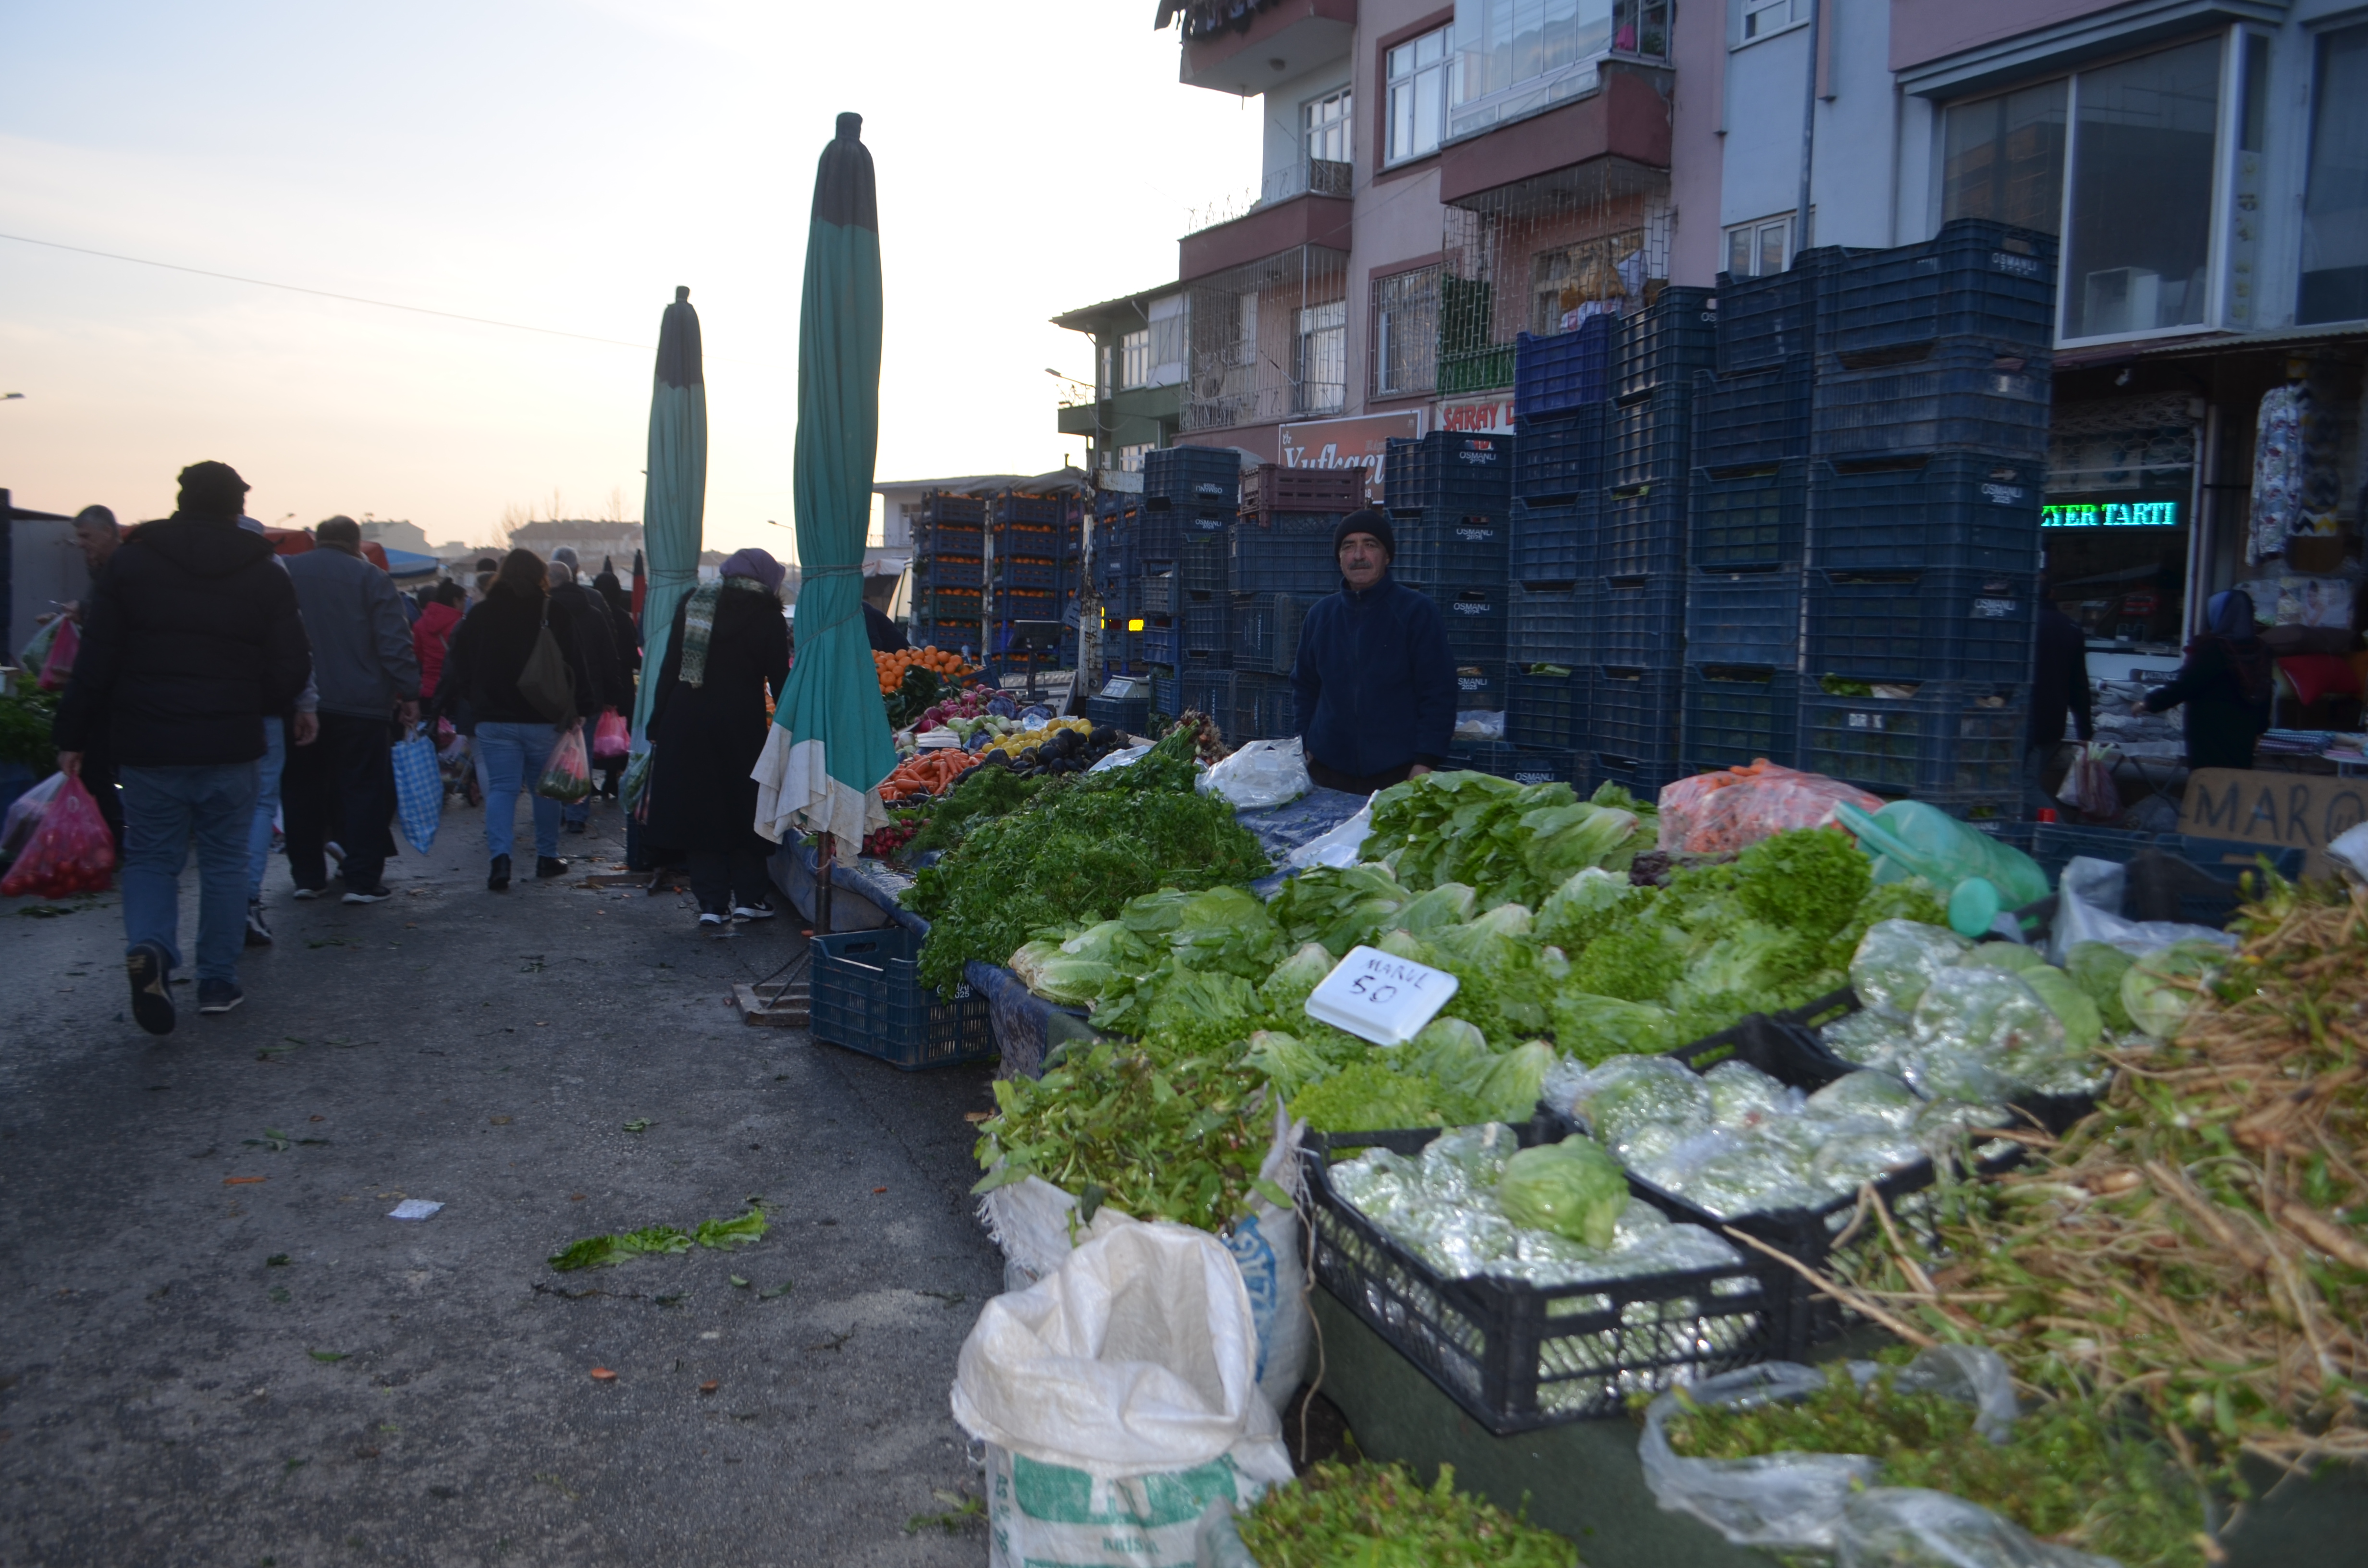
xmin=630 ymin=290 xmax=706 ymax=750
xmin=752 ymin=112 xmax=896 ymax=858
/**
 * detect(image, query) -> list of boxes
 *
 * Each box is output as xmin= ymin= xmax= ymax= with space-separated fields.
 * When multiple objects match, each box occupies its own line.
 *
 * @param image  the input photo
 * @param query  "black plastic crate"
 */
xmin=1514 ymin=404 xmax=1608 ymax=501
xmin=1143 ymin=446 xmax=1241 ymax=511
xmin=1591 ymin=665 xmax=1686 ymax=772
xmin=1302 ymin=1123 xmax=1785 ymax=1433
xmin=1615 ymin=286 xmax=1719 ymax=399
xmin=1691 ymin=363 xmax=1813 ymax=471
xmin=1183 ymin=594 xmax=1231 ymax=654
xmin=1138 ymin=617 xmax=1179 ymax=665
xmin=1715 ymin=265 xmax=1818 ymax=374
xmin=1085 ymin=692 xmax=1152 ymax=735
xmin=1177 ymin=666 xmax=1231 ymax=723
xmin=1798 ymin=680 xmax=2028 ymax=797
xmin=1153 ymin=672 xmax=1180 ymax=717
xmin=1820 ymin=219 xmax=2059 ymax=359
xmin=1450 ymin=743 xmax=1586 ymax=787
xmin=1812 ymin=339 xmax=2051 ymax=460
xmin=1452 ymin=660 xmax=1508 ymax=711
xmin=1513 ymin=316 xmax=1614 ymax=419
xmin=1001 ymin=557 xmax=1062 ymax=590
xmin=1506 ymin=669 xmax=1587 ymax=748
xmin=1232 ymin=592 xmax=1310 ymax=675
xmin=1681 ymin=665 xmax=1801 ymax=773
xmin=922 ymin=555 xmax=984 ymax=589
xmin=1587 ymin=749 xmax=1689 ymax=800
xmin=1511 ymin=497 xmax=1595 ymax=584
xmin=1384 ymin=432 xmax=1513 ymax=515
xmin=1685 ymin=566 xmax=1803 ymax=668
xmin=1395 ymin=513 xmax=1509 ymax=587
xmin=1180 ymin=530 xmax=1231 ymax=594
xmin=1509 ymin=584 xmax=1589 ymax=666
xmin=1809 ymin=453 xmax=2043 ymax=573
xmin=1136 ymin=508 xmax=1227 ymax=564
xmin=925 ymin=493 xmax=986 ymax=526
xmin=1805 ymin=566 xmax=2038 ymax=686
xmin=1135 ymin=570 xmax=1180 ymax=617
xmin=1598 ymin=486 xmax=1687 ymax=578
xmin=1424 ymin=585 xmax=1507 ymax=664
xmin=1593 ymin=575 xmax=1686 ymax=666
xmin=1229 ymin=527 xmax=1339 ymax=596
xmin=810 ymin=927 xmax=995 ymax=1071
xmin=1689 ymin=459 xmax=1807 ymax=572
xmin=1610 ymin=385 xmax=1694 ymax=491
xmin=1231 ymin=672 xmax=1296 ymax=743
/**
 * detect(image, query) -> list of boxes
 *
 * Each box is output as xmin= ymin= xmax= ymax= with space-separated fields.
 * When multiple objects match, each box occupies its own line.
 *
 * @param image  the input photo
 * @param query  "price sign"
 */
xmin=1303 ymin=945 xmax=1461 ymax=1046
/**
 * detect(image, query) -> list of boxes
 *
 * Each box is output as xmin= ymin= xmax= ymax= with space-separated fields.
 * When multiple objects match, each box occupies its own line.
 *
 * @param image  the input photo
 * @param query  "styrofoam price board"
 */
xmin=1303 ymin=945 xmax=1461 ymax=1046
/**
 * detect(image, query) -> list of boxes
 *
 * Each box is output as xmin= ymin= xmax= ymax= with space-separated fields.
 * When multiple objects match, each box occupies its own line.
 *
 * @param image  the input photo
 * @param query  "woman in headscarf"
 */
xmin=2136 ymin=588 xmax=2275 ymax=771
xmin=644 ymin=548 xmax=791 ymax=928
xmin=588 ymin=566 xmax=641 ymax=800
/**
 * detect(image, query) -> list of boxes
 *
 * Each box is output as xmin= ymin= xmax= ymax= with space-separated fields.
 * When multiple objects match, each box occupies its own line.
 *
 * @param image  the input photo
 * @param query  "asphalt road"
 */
xmin=0 ymin=792 xmax=1002 ymax=1567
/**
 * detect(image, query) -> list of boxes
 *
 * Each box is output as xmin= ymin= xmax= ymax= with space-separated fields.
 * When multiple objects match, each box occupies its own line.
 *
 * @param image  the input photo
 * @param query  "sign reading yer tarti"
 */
xmin=1303 ymin=944 xmax=1461 ymax=1047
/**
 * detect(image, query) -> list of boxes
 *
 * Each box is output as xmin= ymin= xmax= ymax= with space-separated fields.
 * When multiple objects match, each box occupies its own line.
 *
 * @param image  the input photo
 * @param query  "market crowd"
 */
xmin=39 ymin=460 xmax=798 ymax=1037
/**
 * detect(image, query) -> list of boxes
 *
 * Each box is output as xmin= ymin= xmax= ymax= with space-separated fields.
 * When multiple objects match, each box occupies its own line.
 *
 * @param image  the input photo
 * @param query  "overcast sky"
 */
xmin=0 ymin=1 xmax=1261 ymax=555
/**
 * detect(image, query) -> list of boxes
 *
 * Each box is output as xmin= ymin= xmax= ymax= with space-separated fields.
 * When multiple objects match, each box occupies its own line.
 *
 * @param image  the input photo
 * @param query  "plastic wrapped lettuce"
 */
xmin=1497 ymin=1136 xmax=1628 ymax=1248
xmin=1706 ymin=1059 xmax=1798 ymax=1128
xmin=2121 ymin=938 xmax=2230 ymax=1041
xmin=1850 ymin=920 xmax=1973 ymax=1017
xmin=1569 ymin=1054 xmax=1714 ymax=1165
xmin=1910 ymin=968 xmax=2072 ymax=1097
xmin=1551 ymin=992 xmax=1679 ymax=1066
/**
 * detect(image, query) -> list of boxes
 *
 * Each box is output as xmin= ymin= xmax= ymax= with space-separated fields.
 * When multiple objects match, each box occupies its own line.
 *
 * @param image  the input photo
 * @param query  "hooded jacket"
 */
xmin=52 ymin=513 xmax=314 ymax=766
xmin=284 ymin=544 xmax=421 ymax=719
xmin=1289 ymin=571 xmax=1456 ymax=778
xmin=412 ymin=600 xmax=463 ymax=699
xmin=434 ymin=583 xmax=603 ymax=730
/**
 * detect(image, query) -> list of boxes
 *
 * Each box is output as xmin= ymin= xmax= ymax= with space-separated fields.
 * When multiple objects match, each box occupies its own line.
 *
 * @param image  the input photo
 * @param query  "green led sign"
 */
xmin=2043 ymin=500 xmax=2183 ymax=528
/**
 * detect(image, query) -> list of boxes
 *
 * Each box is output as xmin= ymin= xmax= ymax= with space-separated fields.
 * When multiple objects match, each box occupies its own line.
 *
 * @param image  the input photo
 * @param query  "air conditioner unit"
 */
xmin=2083 ymin=267 xmax=2162 ymax=337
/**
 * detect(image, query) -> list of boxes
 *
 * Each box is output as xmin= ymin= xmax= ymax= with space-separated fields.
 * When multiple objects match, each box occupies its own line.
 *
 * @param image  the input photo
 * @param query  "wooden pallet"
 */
xmin=734 ymin=980 xmax=811 ymax=1028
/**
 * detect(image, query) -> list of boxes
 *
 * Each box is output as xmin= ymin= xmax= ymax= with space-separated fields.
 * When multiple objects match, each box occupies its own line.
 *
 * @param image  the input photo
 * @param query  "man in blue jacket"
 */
xmin=1288 ymin=509 xmax=1456 ymax=794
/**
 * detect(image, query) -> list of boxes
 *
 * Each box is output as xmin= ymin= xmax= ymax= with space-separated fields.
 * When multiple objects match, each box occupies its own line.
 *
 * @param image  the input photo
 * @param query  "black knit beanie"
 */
xmin=1334 ymin=507 xmax=1394 ymax=561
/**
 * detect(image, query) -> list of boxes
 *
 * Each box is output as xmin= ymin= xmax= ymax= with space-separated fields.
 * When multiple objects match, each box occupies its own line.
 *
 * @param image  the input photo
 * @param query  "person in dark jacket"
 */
xmin=863 ymin=596 xmax=909 ymax=653
xmin=435 ymin=548 xmax=602 ymax=890
xmin=644 ymin=549 xmax=791 ymax=927
xmin=1288 ymin=509 xmax=1457 ymax=794
xmin=2138 ymin=588 xmax=2275 ymax=771
xmin=547 ymin=548 xmax=627 ymax=834
xmin=52 ymin=461 xmax=313 ymax=1032
xmin=589 ymin=565 xmax=641 ymax=801
xmin=2025 ymin=600 xmax=2095 ymax=807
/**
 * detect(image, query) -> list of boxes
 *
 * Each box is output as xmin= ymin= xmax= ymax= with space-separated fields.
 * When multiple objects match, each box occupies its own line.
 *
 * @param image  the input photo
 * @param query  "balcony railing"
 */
xmin=1184 ymin=159 xmax=1354 ymax=236
xmin=1446 ymin=0 xmax=1671 ymax=143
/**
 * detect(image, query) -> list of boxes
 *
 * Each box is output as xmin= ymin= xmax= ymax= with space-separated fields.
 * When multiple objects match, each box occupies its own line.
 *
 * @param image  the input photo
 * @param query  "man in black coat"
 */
xmin=53 ymin=461 xmax=313 ymax=1033
xmin=1289 ymin=509 xmax=1456 ymax=794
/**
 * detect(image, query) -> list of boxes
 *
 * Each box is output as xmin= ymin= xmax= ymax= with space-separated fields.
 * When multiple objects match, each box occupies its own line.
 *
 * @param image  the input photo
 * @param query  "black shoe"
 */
xmin=536 ymin=856 xmax=569 ymax=880
xmin=488 ymin=854 xmax=512 ymax=892
xmin=291 ymin=884 xmax=324 ymax=901
xmin=197 ymin=980 xmax=245 ymax=1016
xmin=244 ymin=901 xmax=274 ymax=947
xmin=341 ymin=883 xmax=391 ymax=904
xmin=731 ymin=901 xmax=777 ymax=921
xmin=563 ymin=818 xmax=588 ymax=835
xmin=126 ymin=941 xmax=175 ymax=1036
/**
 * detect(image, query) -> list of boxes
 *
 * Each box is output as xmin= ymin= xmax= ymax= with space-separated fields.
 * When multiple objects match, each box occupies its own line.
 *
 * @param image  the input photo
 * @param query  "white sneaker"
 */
xmin=698 ymin=911 xmax=728 ymax=929
xmin=730 ymin=903 xmax=777 ymax=922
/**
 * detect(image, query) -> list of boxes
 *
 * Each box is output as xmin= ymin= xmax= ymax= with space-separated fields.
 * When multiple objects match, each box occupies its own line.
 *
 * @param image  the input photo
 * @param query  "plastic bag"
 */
xmin=2 ymin=772 xmax=67 ymax=862
xmin=1836 ymin=1488 xmax=2119 ymax=1568
xmin=534 ymin=722 xmax=593 ymax=803
xmin=1282 ymin=802 xmax=1373 ymax=871
xmin=951 ymin=1224 xmax=1291 ymax=1568
xmin=16 ymin=617 xmax=62 ymax=675
xmin=1197 ymin=738 xmax=1310 ymax=811
xmin=1639 ymin=1346 xmax=2022 ymax=1553
xmin=591 ymin=707 xmax=630 ymax=761
xmin=1087 ymin=743 xmax=1153 ymax=774
xmin=38 ymin=616 xmax=80 ymax=691
xmin=390 ymin=726 xmax=443 ymax=853
xmin=0 ymin=773 xmax=116 ymax=897
xmin=2058 ymin=743 xmax=2121 ymax=821
xmin=1836 ymin=800 xmax=2049 ymax=936
xmin=1452 ymin=709 xmax=1505 ymax=741
xmin=2048 ymin=856 xmax=2235 ymax=965
xmin=1659 ymin=763 xmax=1885 ymax=855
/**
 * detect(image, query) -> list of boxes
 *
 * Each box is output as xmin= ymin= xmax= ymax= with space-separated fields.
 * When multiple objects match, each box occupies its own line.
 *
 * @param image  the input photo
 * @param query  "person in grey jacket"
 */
xmin=282 ymin=516 xmax=420 ymax=903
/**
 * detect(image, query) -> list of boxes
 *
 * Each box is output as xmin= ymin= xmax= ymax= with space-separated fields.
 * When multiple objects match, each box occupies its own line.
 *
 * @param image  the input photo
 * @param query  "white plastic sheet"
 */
xmin=2049 ymin=856 xmax=2237 ymax=965
xmin=1196 ymin=738 xmax=1310 ymax=811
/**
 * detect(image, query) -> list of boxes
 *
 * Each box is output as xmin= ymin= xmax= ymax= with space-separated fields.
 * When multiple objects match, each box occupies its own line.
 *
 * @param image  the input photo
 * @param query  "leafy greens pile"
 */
xmin=1234 ymin=1460 xmax=1575 ymax=1568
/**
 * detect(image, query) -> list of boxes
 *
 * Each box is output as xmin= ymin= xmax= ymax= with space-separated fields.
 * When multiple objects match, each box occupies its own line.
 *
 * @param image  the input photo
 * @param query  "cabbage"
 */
xmin=1496 ymin=1136 xmax=1628 ymax=1249
xmin=2122 ymin=939 xmax=2229 ymax=1041
xmin=1030 ymin=956 xmax=1115 ymax=1006
xmin=1536 ymin=867 xmax=1646 ymax=951
xmin=1259 ymin=941 xmax=1337 ymax=1014
xmin=1007 ymin=938 xmax=1064 ymax=991
xmin=1269 ymin=863 xmax=1409 ymax=956
xmin=1060 ymin=919 xmax=1146 ymax=966
xmin=1520 ymin=801 xmax=1643 ymax=886
xmin=1549 ymin=992 xmax=1677 ymax=1066
xmin=2066 ymin=941 xmax=2138 ymax=1033
xmin=1850 ymin=919 xmax=1973 ymax=1017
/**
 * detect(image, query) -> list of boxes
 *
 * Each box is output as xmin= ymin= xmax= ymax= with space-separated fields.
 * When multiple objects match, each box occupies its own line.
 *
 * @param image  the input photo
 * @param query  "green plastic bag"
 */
xmin=1833 ymin=801 xmax=2048 ymax=936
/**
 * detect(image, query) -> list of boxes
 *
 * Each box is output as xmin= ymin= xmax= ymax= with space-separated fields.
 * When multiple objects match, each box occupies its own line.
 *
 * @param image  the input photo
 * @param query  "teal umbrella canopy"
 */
xmin=754 ymin=112 xmax=896 ymax=856
xmin=630 ymin=287 xmax=707 ymax=751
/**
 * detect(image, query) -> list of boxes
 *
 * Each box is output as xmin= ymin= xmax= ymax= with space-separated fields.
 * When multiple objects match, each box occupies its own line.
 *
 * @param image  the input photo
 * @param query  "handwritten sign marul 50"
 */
xmin=1303 ymin=945 xmax=1461 ymax=1047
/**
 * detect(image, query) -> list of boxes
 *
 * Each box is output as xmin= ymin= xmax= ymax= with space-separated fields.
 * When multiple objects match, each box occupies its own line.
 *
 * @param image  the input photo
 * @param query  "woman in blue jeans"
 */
xmin=432 ymin=548 xmax=602 ymax=889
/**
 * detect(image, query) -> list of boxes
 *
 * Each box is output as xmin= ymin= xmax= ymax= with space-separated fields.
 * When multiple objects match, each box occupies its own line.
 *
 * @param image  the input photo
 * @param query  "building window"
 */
xmin=1942 ymin=80 xmax=2068 ymax=234
xmin=2299 ymin=22 xmax=2368 ymax=324
xmin=1386 ymin=25 xmax=1450 ymax=165
xmin=1448 ymin=0 xmax=1668 ymax=144
xmin=1371 ymin=265 xmax=1441 ymax=398
xmin=1120 ymin=327 xmax=1151 ymax=390
xmin=1723 ymin=216 xmax=1794 ymax=280
xmin=1115 ymin=443 xmax=1153 ymax=475
xmin=1740 ymin=0 xmax=1808 ymax=43
xmin=1146 ymin=295 xmax=1188 ymax=387
xmin=2062 ymin=36 xmax=2222 ymax=340
xmin=1296 ymin=300 xmax=1347 ymax=415
xmin=1305 ymin=87 xmax=1353 ymax=167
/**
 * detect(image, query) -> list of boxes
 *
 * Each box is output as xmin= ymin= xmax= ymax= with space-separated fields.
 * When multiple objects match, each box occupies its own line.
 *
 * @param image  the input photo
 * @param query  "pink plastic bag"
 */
xmin=38 ymin=617 xmax=80 ymax=691
xmin=535 ymin=723 xmax=594 ymax=803
xmin=592 ymin=708 xmax=629 ymax=761
xmin=2059 ymin=743 xmax=2122 ymax=822
xmin=1657 ymin=762 xmax=1886 ymax=855
xmin=0 ymin=773 xmax=116 ymax=897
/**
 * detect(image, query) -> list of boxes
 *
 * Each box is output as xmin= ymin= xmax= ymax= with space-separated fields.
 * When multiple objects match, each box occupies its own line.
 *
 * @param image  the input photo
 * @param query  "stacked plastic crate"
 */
xmin=988 ymin=489 xmax=1078 ymax=677
xmin=1499 ymin=320 xmax=1602 ymax=789
xmin=1795 ymin=219 xmax=2057 ymax=821
xmin=1139 ymin=447 xmax=1240 ymax=727
xmin=1230 ymin=463 xmax=1357 ymax=744
xmin=910 ymin=491 xmax=986 ymax=652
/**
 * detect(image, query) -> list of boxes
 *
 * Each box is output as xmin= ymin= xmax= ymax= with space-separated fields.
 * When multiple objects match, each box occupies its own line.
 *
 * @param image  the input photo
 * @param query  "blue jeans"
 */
xmin=120 ymin=762 xmax=259 ymax=985
xmin=247 ymin=715 xmax=285 ymax=902
xmin=474 ymin=721 xmax=561 ymax=862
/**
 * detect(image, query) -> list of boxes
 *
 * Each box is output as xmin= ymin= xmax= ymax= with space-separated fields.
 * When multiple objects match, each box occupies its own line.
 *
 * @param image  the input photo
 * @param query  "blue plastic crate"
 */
xmin=1611 ymin=384 xmax=1695 ymax=490
xmin=1615 ymin=287 xmax=1719 ymax=399
xmin=1184 ymin=594 xmax=1231 ymax=654
xmin=1598 ymin=486 xmax=1687 ymax=578
xmin=1689 ymin=460 xmax=1807 ymax=572
xmin=919 ymin=587 xmax=984 ymax=623
xmin=923 ymin=555 xmax=984 ymax=589
xmin=1590 ymin=665 xmax=1687 ymax=775
xmin=1805 ymin=567 xmax=2038 ymax=686
xmin=1144 ymin=446 xmax=1242 ymax=511
xmin=1514 ymin=316 xmax=1614 ymax=418
xmin=1154 ymin=672 xmax=1180 ymax=717
xmin=998 ymin=492 xmax=1064 ymax=527
xmin=1798 ymin=681 xmax=2027 ymax=799
xmin=925 ymin=493 xmax=986 ymax=526
xmin=1507 ymin=669 xmax=1587 ymax=748
xmin=1681 ymin=665 xmax=1801 ymax=774
xmin=1685 ymin=566 xmax=1804 ymax=668
xmin=999 ymin=588 xmax=1061 ymax=622
xmin=1137 ymin=508 xmax=1227 ymax=564
xmin=1135 ymin=569 xmax=1181 ymax=617
xmin=1229 ymin=527 xmax=1339 ymax=596
xmin=1384 ymin=432 xmax=1513 ymax=515
xmin=913 ymin=621 xmax=980 ymax=655
xmin=1424 ymin=584 xmax=1507 ymax=664
xmin=1231 ymin=672 xmax=1297 ymax=743
xmin=1511 ymin=497 xmax=1594 ymax=585
xmin=1452 ymin=660 xmax=1509 ymax=711
xmin=1691 ymin=363 xmax=1812 ymax=472
xmin=1001 ymin=557 xmax=1061 ymax=590
xmin=1453 ymin=742 xmax=1586 ymax=788
xmin=1509 ymin=584 xmax=1589 ymax=667
xmin=1820 ymin=220 xmax=2058 ymax=359
xmin=1809 ymin=453 xmax=2044 ymax=573
xmin=810 ymin=927 xmax=995 ymax=1071
xmin=1138 ymin=617 xmax=1180 ymax=664
xmin=1233 ymin=592 xmax=1311 ymax=674
xmin=1181 ymin=529 xmax=1231 ymax=593
xmin=1812 ymin=339 xmax=2051 ymax=460
xmin=1085 ymin=693 xmax=1152 ymax=735
xmin=1396 ymin=513 xmax=1509 ymax=586
xmin=1178 ymin=666 xmax=1231 ymax=721
xmin=1593 ymin=575 xmax=1687 ymax=666
xmin=1513 ymin=404 xmax=1608 ymax=501
xmin=920 ymin=521 xmax=986 ymax=559
xmin=1715 ymin=267 xmax=1817 ymax=375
